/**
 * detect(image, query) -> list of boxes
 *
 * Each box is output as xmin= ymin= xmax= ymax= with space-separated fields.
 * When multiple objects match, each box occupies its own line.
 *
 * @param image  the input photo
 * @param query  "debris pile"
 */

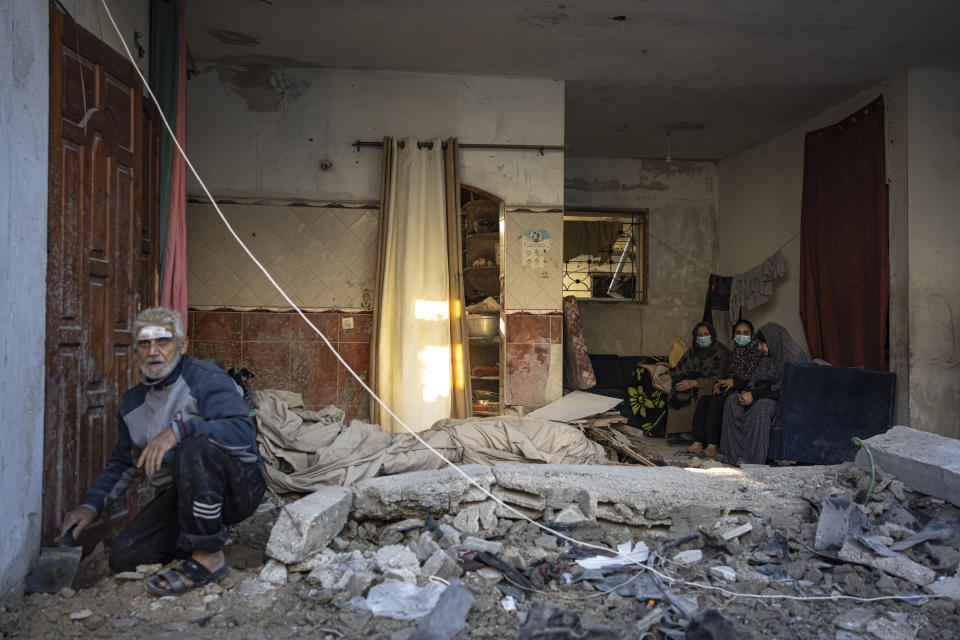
xmin=3 ymin=458 xmax=960 ymax=639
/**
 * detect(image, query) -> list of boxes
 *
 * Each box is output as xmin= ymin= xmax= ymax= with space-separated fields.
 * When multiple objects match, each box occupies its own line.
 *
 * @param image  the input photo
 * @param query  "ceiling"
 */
xmin=186 ymin=0 xmax=960 ymax=160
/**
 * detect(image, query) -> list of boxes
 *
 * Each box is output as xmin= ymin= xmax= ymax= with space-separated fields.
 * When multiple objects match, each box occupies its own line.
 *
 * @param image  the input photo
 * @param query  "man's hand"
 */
xmin=137 ymin=426 xmax=178 ymax=475
xmin=60 ymin=506 xmax=95 ymax=539
xmin=674 ymin=379 xmax=697 ymax=392
xmin=738 ymin=391 xmax=754 ymax=407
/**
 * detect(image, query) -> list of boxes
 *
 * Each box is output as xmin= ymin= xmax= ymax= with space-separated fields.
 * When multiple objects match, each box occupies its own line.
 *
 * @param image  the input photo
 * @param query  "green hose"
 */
xmin=851 ymin=437 xmax=875 ymax=502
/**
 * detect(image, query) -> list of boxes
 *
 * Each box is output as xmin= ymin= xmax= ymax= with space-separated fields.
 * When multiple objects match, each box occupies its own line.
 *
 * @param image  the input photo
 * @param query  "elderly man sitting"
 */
xmin=59 ymin=307 xmax=265 ymax=595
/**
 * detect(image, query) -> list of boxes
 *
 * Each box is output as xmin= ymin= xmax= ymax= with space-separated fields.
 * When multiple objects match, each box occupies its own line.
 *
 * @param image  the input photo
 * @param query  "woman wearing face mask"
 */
xmin=718 ymin=322 xmax=808 ymax=465
xmin=688 ymin=320 xmax=763 ymax=457
xmin=667 ymin=322 xmax=730 ymax=440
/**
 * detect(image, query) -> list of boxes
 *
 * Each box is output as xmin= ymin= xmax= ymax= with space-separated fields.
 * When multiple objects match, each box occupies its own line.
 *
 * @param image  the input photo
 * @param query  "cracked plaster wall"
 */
xmin=0 ymin=0 xmax=48 ymax=596
xmin=563 ymin=158 xmax=719 ymax=356
xmin=905 ymin=70 xmax=960 ymax=438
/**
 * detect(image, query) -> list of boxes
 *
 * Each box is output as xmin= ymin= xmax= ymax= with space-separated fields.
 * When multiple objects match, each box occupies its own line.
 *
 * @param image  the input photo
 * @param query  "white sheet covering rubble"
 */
xmin=253 ymin=390 xmax=608 ymax=493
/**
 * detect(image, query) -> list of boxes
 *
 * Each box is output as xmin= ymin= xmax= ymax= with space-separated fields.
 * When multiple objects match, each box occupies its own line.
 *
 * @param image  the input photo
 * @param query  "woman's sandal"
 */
xmin=145 ymin=558 xmax=228 ymax=596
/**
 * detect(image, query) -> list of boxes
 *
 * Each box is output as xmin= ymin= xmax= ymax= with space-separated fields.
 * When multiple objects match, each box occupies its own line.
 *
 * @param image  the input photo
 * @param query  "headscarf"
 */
xmin=750 ymin=322 xmax=808 ymax=390
xmin=691 ymin=321 xmax=718 ymax=358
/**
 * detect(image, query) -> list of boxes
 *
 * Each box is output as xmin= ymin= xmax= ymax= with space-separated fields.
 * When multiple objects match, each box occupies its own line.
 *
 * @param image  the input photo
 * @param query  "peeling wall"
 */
xmin=905 ymin=70 xmax=960 ymax=438
xmin=564 ymin=158 xmax=719 ymax=356
xmin=718 ymin=77 xmax=908 ymax=417
xmin=0 ymin=0 xmax=48 ymax=596
xmin=186 ymin=67 xmax=564 ymax=206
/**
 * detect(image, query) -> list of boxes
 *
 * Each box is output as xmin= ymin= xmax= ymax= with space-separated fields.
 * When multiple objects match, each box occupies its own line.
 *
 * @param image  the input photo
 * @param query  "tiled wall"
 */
xmin=504 ymin=313 xmax=563 ymax=407
xmin=503 ymin=210 xmax=564 ymax=311
xmin=188 ymin=310 xmax=372 ymax=421
xmin=187 ymin=203 xmax=378 ymax=311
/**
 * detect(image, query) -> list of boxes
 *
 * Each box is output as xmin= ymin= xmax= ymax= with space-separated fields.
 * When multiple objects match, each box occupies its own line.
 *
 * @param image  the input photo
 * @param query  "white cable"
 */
xmin=96 ymin=1 xmax=950 ymax=608
xmin=96 ymin=0 xmax=614 ymax=556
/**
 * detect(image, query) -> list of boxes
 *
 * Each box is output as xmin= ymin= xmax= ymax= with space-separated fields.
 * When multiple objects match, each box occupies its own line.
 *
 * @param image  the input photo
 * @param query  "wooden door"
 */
xmin=43 ymin=6 xmax=158 ymax=546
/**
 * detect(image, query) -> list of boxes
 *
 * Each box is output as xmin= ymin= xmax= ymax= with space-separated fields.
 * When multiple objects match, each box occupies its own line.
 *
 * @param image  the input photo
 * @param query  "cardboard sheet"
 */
xmin=528 ymin=390 xmax=621 ymax=422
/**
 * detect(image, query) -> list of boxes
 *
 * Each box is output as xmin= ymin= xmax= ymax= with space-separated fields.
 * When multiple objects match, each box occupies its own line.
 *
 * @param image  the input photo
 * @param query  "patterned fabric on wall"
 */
xmin=627 ymin=357 xmax=670 ymax=436
xmin=562 ymin=295 xmax=596 ymax=389
xmin=187 ymin=203 xmax=378 ymax=310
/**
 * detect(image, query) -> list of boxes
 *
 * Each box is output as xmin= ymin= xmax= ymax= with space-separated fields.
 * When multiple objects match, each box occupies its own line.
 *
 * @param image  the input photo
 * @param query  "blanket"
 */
xmin=254 ymin=390 xmax=609 ymax=493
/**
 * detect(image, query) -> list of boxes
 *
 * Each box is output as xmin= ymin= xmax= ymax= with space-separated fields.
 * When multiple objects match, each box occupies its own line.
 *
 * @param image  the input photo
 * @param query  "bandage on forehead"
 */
xmin=137 ymin=325 xmax=174 ymax=341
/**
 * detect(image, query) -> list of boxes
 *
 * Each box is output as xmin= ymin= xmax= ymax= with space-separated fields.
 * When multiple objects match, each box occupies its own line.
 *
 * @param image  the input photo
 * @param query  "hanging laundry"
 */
xmin=729 ymin=249 xmax=786 ymax=322
xmin=702 ymin=274 xmax=732 ymax=323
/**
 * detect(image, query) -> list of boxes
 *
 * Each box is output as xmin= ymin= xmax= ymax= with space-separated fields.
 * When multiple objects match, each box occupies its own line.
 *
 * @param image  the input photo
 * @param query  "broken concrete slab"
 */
xmin=491 ymin=463 xmax=838 ymax=528
xmin=452 ymin=505 xmax=480 ymax=535
xmin=265 ymin=486 xmax=353 ymax=564
xmin=352 ymin=465 xmax=496 ymax=519
xmin=855 ymin=426 xmax=960 ymax=508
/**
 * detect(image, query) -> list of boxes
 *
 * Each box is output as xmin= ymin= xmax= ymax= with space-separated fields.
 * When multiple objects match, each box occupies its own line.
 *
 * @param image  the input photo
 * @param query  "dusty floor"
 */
xmin=2 ymin=462 xmax=960 ymax=640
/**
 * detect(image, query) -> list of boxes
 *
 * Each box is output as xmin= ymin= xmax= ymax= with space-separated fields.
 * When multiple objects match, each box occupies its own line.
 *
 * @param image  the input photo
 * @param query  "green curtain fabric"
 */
xmin=563 ymin=220 xmax=622 ymax=261
xmin=149 ymin=0 xmax=180 ymax=285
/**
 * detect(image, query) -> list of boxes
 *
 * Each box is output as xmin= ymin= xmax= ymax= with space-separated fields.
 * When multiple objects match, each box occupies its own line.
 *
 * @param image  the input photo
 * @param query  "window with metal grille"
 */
xmin=562 ymin=209 xmax=647 ymax=302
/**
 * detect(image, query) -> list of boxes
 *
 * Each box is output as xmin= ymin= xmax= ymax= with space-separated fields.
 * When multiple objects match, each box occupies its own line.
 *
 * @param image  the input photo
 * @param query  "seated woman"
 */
xmin=668 ymin=322 xmax=730 ymax=440
xmin=689 ymin=319 xmax=762 ymax=457
xmin=718 ymin=322 xmax=808 ymax=465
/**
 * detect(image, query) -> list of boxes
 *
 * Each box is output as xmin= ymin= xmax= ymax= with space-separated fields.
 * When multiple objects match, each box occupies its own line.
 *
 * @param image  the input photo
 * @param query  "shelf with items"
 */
xmin=461 ymin=189 xmax=504 ymax=417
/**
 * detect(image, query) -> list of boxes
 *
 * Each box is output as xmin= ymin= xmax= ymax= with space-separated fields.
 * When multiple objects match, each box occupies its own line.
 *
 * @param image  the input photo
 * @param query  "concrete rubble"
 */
xmin=4 ymin=452 xmax=960 ymax=639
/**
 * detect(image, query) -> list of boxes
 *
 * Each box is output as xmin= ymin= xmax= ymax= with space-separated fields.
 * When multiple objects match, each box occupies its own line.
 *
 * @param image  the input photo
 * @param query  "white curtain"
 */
xmin=372 ymin=138 xmax=452 ymax=433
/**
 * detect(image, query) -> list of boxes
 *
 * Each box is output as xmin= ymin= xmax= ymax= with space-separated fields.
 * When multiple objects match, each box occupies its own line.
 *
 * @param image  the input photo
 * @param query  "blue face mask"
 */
xmin=696 ymin=336 xmax=712 ymax=348
xmin=733 ymin=335 xmax=751 ymax=347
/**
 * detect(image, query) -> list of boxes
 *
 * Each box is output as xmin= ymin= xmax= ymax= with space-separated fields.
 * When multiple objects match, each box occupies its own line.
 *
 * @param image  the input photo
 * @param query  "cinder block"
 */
xmin=266 ymin=486 xmax=353 ymax=564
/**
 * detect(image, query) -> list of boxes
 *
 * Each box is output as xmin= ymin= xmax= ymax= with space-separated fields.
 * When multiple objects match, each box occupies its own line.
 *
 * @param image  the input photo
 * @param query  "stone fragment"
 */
xmin=58 ymin=587 xmax=76 ymax=598
xmin=136 ymin=563 xmax=162 ymax=574
xmin=534 ymin=534 xmax=558 ymax=550
xmin=111 ymin=618 xmax=139 ymax=630
xmin=873 ymin=556 xmax=936 ymax=587
xmin=889 ymin=479 xmax=906 ymax=501
xmin=477 ymin=500 xmax=498 ymax=532
xmin=855 ymin=426 xmax=960 ymax=508
xmin=82 ymin=614 xmax=106 ymax=631
xmin=453 ymin=506 xmax=480 ymax=535
xmin=421 ymin=549 xmax=463 ymax=583
xmin=866 ymin=617 xmax=918 ymax=640
xmin=265 ymin=486 xmax=353 ymax=564
xmin=456 ymin=536 xmax=503 ymax=554
xmin=878 ymin=522 xmax=915 ymax=540
xmin=926 ymin=543 xmax=960 ymax=570
xmin=69 ymin=609 xmax=92 ymax=621
xmin=721 ymin=522 xmax=753 ymax=541
xmin=477 ymin=567 xmax=503 ymax=582
xmin=709 ymin=566 xmax=737 ymax=582
xmin=672 ymin=550 xmax=702 ymax=566
xmin=413 ymin=535 xmax=443 ymax=562
xmin=832 ymin=607 xmax=874 ymax=631
xmin=924 ymin=576 xmax=960 ymax=600
xmin=114 ymin=571 xmax=143 ymax=580
xmin=552 ymin=504 xmax=589 ymax=524
xmin=259 ymin=559 xmax=288 ymax=586
xmin=346 ymin=570 xmax=377 ymax=598
xmin=375 ymin=544 xmax=420 ymax=583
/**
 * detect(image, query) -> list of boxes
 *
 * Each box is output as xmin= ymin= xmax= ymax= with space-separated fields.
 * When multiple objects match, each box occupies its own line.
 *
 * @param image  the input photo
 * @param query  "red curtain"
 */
xmin=159 ymin=0 xmax=188 ymax=328
xmin=800 ymin=96 xmax=888 ymax=370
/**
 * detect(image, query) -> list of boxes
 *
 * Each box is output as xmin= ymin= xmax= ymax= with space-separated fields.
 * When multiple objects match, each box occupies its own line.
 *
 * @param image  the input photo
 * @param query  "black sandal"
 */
xmin=145 ymin=558 xmax=228 ymax=596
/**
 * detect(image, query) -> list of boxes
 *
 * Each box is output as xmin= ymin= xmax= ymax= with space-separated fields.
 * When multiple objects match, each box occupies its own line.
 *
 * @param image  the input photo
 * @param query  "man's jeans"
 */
xmin=109 ymin=436 xmax=265 ymax=572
